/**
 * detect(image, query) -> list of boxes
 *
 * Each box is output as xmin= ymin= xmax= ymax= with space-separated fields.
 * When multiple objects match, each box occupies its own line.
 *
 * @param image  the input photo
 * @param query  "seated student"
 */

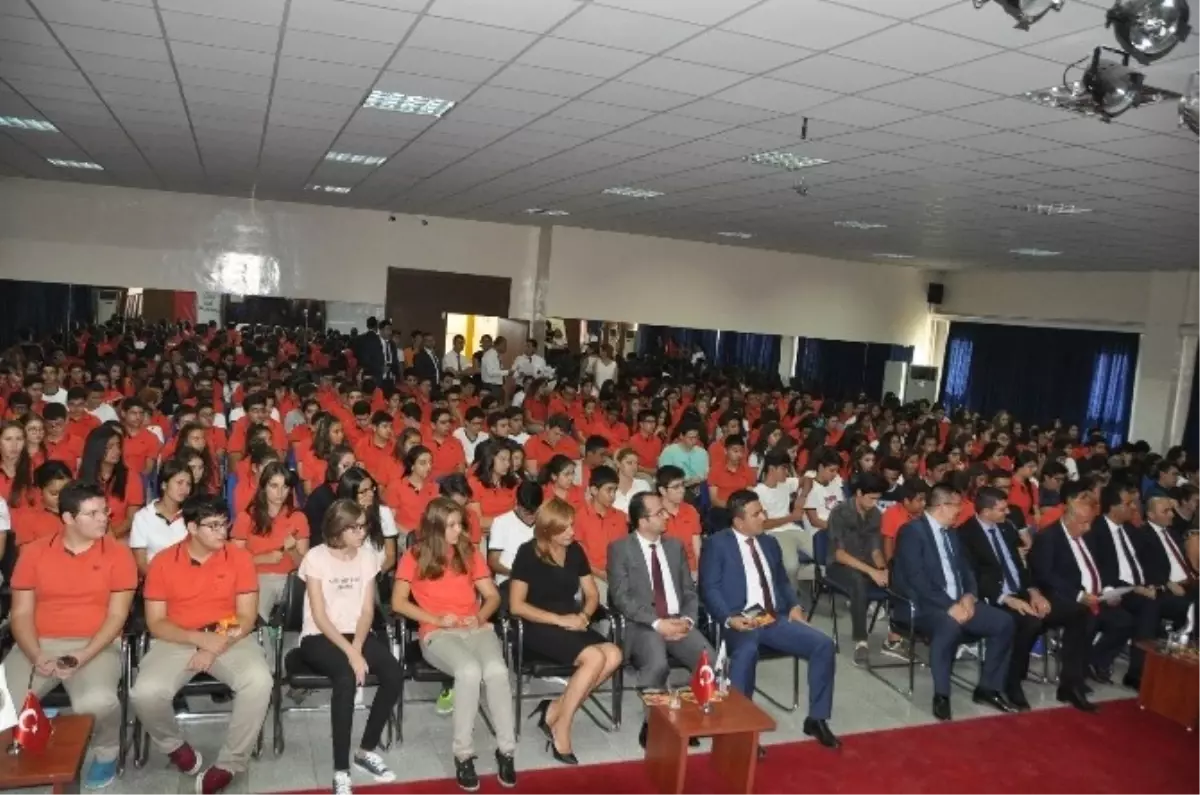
xmin=129 ymin=457 xmax=193 ymax=575
xmin=304 ymin=445 xmax=356 ymax=538
xmin=336 ymin=466 xmax=399 ymax=575
xmin=608 ymin=491 xmax=714 ymax=749
xmin=353 ymin=411 xmax=402 ymax=491
xmin=540 ymin=454 xmax=585 ymax=508
xmin=298 ymin=499 xmax=401 ymax=795
xmin=41 ymin=403 xmax=84 ymax=473
xmin=752 ymin=451 xmax=808 ymax=590
xmin=132 ymin=494 xmax=272 ymax=794
xmin=700 ymin=490 xmax=840 ymax=750
xmin=386 ymin=445 xmax=438 ymax=538
xmin=612 ymin=447 xmax=650 ymax=514
xmin=467 ymin=440 xmax=519 ymax=538
xmin=227 ymin=391 xmax=287 ymax=464
xmin=393 ymin=497 xmax=517 ymax=792
xmin=657 ymin=465 xmax=703 ymax=578
xmin=10 ymin=461 xmax=72 ymax=548
xmin=1036 ymin=461 xmax=1069 ymax=529
xmin=79 ymin=424 xmax=144 ymax=540
xmin=825 ymin=473 xmax=889 ymax=667
xmin=573 ymin=465 xmax=627 ymax=606
xmin=486 ymin=481 xmax=543 ymax=600
xmin=232 ymin=442 xmax=279 ymax=516
xmin=523 ymin=413 xmax=578 ymax=477
xmin=232 ymin=461 xmax=310 ymax=622
xmin=6 ymin=481 xmax=137 ymax=789
xmin=893 ymin=484 xmax=1017 ymax=721
xmin=657 ymin=419 xmax=710 ymax=490
xmin=708 ymin=434 xmax=756 ymax=528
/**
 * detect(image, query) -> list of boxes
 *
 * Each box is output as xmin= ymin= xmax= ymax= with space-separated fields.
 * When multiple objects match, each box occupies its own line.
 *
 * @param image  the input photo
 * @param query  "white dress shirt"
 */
xmin=480 ymin=348 xmax=508 ymax=386
xmin=453 ymin=427 xmax=487 ymax=464
xmin=1148 ymin=522 xmax=1189 ymax=583
xmin=613 ymin=479 xmax=650 ymax=513
xmin=442 ymin=349 xmax=468 ymax=373
xmin=1105 ymin=516 xmax=1144 ymax=585
xmin=512 ymin=353 xmax=547 ymax=379
xmin=88 ymin=402 xmax=119 ymax=424
xmin=592 ymin=358 xmax=618 ymax=387
xmin=731 ymin=529 xmax=776 ymax=612
xmin=1063 ymin=523 xmax=1100 ymax=598
xmin=489 ymin=510 xmax=535 ymax=585
xmin=129 ymin=501 xmax=188 ymax=562
xmin=635 ymin=532 xmax=681 ymax=619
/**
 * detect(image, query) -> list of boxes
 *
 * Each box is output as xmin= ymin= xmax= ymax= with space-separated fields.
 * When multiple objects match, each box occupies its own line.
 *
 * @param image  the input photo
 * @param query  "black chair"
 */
xmin=271 ymin=572 xmax=394 ymax=755
xmin=608 ymin=606 xmax=712 ymax=728
xmin=809 ymin=530 xmax=889 ymax=653
xmin=708 ymin=618 xmax=800 ymax=712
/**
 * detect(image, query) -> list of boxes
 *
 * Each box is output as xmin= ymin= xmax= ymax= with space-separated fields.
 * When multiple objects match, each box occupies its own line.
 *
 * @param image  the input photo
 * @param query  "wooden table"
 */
xmin=1137 ymin=640 xmax=1198 ymax=731
xmin=0 ymin=714 xmax=94 ymax=794
xmin=645 ymin=689 xmax=776 ymax=794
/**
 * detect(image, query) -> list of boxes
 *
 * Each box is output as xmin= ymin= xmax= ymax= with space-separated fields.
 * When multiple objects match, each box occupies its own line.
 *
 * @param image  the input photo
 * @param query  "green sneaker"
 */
xmin=436 ymin=687 xmax=455 ymax=715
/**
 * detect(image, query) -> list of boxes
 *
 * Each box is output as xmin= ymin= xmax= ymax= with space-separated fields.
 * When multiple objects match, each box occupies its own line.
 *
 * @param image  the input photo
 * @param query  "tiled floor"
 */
xmin=21 ymin=603 xmax=1134 ymax=794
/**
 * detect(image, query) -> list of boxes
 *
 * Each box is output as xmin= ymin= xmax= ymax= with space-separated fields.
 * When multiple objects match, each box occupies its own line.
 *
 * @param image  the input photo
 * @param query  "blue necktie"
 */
xmin=988 ymin=526 xmax=1019 ymax=594
xmin=936 ymin=527 xmax=962 ymax=598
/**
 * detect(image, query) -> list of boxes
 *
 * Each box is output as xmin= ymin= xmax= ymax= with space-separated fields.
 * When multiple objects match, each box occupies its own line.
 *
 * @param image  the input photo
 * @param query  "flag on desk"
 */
xmin=690 ymin=650 xmax=715 ymax=707
xmin=14 ymin=692 xmax=50 ymax=754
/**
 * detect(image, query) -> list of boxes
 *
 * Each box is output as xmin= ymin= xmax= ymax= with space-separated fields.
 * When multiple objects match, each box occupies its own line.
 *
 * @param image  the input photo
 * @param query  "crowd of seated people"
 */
xmin=0 ymin=317 xmax=1195 ymax=794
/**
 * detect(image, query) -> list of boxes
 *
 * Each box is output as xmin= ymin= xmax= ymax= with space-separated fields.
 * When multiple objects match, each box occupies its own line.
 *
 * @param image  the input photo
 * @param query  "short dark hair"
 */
xmin=656 ymin=465 xmax=685 ymax=492
xmin=181 ymin=494 xmax=227 ymax=527
xmin=589 ymin=464 xmax=618 ymax=490
xmin=851 ymin=472 xmax=887 ymax=497
xmin=928 ymin=483 xmax=961 ymax=508
xmin=974 ymin=486 xmax=1007 ymax=513
xmin=439 ymin=472 xmax=472 ymax=499
xmin=42 ymin=402 xmax=67 ymax=422
xmin=723 ymin=434 xmax=746 ymax=451
xmin=727 ymin=489 xmax=760 ymax=521
xmin=627 ymin=491 xmax=657 ymax=532
xmin=35 ymin=460 xmax=73 ymax=489
xmin=515 ymin=480 xmax=543 ymax=514
xmin=925 ymin=452 xmax=949 ymax=471
xmin=900 ymin=480 xmax=931 ymax=503
xmin=584 ymin=435 xmax=609 ymax=456
xmin=547 ymin=413 xmax=573 ymax=433
xmin=1100 ymin=481 xmax=1137 ymax=514
xmin=1041 ymin=461 xmax=1068 ymax=480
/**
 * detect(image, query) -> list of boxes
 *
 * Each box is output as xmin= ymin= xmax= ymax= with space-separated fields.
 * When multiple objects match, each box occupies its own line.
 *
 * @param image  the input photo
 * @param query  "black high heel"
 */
xmin=528 ymin=699 xmax=553 ymax=743
xmin=545 ymin=739 xmax=578 ymax=766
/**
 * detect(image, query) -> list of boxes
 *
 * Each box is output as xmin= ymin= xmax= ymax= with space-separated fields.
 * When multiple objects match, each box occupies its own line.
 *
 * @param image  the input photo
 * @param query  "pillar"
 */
xmin=1128 ymin=272 xmax=1198 ymax=450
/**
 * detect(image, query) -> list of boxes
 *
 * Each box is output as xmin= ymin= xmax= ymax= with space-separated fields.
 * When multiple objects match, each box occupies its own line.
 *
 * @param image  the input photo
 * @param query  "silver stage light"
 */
xmin=974 ymin=0 xmax=1065 ymax=28
xmin=1107 ymin=0 xmax=1191 ymax=62
xmin=1181 ymin=71 xmax=1199 ymax=133
xmin=1083 ymin=47 xmax=1145 ymax=117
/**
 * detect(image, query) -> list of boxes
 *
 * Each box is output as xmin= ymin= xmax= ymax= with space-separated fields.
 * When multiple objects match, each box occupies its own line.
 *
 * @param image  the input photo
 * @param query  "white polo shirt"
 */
xmin=129 ymin=500 xmax=187 ymax=562
xmin=488 ymin=510 xmax=535 ymax=585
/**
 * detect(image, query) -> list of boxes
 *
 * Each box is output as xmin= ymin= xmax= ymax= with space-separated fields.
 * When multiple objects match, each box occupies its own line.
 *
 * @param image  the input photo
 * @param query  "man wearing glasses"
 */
xmin=131 ymin=494 xmax=272 ymax=795
xmin=6 ymin=481 xmax=137 ymax=789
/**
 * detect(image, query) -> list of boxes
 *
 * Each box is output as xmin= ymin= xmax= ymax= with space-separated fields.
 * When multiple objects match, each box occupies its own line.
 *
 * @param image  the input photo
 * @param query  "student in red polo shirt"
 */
xmin=708 ymin=412 xmax=744 ymax=472
xmin=64 ymin=386 xmax=101 ymax=442
xmin=354 ymin=411 xmax=402 ymax=491
xmin=708 ymin=434 xmax=756 ymax=512
xmin=468 ymin=440 xmax=519 ymax=537
xmin=11 ymin=461 xmax=71 ymax=548
xmin=227 ymin=392 xmax=287 ymax=465
xmin=41 ymin=403 xmax=84 ymax=474
xmin=8 ymin=481 xmax=137 ymax=789
xmin=344 ymin=400 xmax=373 ymax=448
xmin=440 ymin=473 xmax=484 ymax=546
xmin=880 ymin=481 xmax=929 ymax=562
xmin=628 ymin=410 xmax=663 ymax=480
xmin=540 ymin=454 xmax=585 ymax=509
xmin=119 ymin=397 xmax=162 ymax=476
xmin=386 ymin=445 xmax=438 ymax=536
xmin=657 ymin=465 xmax=702 ymax=576
xmin=79 ymin=424 xmax=144 ymax=540
xmin=232 ymin=461 xmax=309 ymax=621
xmin=1006 ymin=451 xmax=1040 ymax=526
xmin=573 ymin=466 xmax=627 ymax=606
xmin=424 ymin=408 xmax=467 ymax=482
xmin=523 ymin=414 xmax=577 ymax=477
xmin=132 ymin=494 xmax=272 ymax=795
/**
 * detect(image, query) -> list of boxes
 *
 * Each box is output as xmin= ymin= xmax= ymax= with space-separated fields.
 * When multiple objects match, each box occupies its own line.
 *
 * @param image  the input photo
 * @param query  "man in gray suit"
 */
xmin=608 ymin=492 xmax=714 ymax=748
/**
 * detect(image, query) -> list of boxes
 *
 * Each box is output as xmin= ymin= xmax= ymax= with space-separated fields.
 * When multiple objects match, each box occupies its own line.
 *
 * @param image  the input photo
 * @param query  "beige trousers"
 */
xmin=421 ymin=628 xmax=516 ymax=760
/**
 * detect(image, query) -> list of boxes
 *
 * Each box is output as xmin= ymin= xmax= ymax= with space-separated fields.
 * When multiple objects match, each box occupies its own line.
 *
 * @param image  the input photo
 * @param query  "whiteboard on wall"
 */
xmin=326 ymin=301 xmax=384 ymax=334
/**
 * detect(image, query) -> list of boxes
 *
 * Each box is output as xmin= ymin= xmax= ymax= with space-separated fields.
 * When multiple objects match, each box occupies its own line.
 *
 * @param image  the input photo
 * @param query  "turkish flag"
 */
xmin=690 ymin=650 xmax=715 ymax=707
xmin=14 ymin=692 xmax=50 ymax=754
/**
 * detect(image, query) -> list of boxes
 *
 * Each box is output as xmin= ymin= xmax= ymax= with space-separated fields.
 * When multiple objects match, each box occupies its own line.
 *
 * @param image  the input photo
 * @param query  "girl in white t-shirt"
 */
xmin=612 ymin=448 xmax=650 ymax=514
xmin=129 ymin=457 xmax=192 ymax=575
xmin=336 ymin=466 xmax=399 ymax=575
xmin=297 ymin=499 xmax=401 ymax=794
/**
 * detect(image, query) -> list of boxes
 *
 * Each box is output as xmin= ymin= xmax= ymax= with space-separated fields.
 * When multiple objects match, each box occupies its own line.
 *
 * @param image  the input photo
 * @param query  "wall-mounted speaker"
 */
xmin=926 ymin=282 xmax=944 ymax=305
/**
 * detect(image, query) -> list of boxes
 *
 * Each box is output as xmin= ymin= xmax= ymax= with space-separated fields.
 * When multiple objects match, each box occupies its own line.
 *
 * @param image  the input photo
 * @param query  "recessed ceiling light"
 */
xmin=46 ymin=158 xmax=102 ymax=170
xmin=525 ymin=208 xmax=570 ymax=216
xmin=325 ymin=151 xmax=387 ymax=166
xmin=306 ymin=184 xmax=351 ymax=194
xmin=1004 ymin=202 xmax=1093 ymax=215
xmin=717 ymin=231 xmax=753 ymax=239
xmin=743 ymin=151 xmax=830 ymax=171
xmin=873 ymin=253 xmax=915 ymax=259
xmin=0 ymin=116 xmax=57 ymax=131
xmin=602 ymin=186 xmax=664 ymax=199
xmin=362 ymin=90 xmax=456 ymax=117
xmin=834 ymin=220 xmax=888 ymax=230
xmin=1010 ymin=247 xmax=1062 ymax=256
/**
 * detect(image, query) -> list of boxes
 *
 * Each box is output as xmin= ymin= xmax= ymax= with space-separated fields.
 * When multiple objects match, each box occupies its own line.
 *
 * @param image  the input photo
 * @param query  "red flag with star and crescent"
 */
xmin=14 ymin=692 xmax=50 ymax=754
xmin=690 ymin=649 xmax=715 ymax=707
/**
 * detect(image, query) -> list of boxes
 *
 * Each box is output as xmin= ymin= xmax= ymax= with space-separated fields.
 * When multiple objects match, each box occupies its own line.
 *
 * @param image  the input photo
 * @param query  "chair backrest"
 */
xmin=279 ymin=572 xmax=307 ymax=633
xmin=225 ymin=473 xmax=237 ymax=519
xmin=812 ymin=529 xmax=828 ymax=568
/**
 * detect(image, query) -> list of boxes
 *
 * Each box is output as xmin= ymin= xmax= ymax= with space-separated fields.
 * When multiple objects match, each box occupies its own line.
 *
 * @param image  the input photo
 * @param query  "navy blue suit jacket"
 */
xmin=700 ymin=529 xmax=798 ymax=624
xmin=893 ymin=515 xmax=978 ymax=618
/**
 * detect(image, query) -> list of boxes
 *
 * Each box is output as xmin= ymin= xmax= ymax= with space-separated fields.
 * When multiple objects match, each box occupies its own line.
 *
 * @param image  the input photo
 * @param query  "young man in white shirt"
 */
xmin=505 ymin=408 xmax=530 ymax=445
xmin=85 ymin=382 xmax=119 ymax=425
xmin=511 ymin=340 xmax=546 ymax=380
xmin=486 ymin=482 xmax=542 ymax=591
xmin=480 ymin=337 xmax=509 ymax=390
xmin=591 ymin=344 xmax=618 ymax=389
xmin=803 ymin=451 xmax=845 ymax=535
xmin=453 ymin=407 xmax=488 ymax=465
xmin=41 ymin=364 xmax=68 ymax=406
xmin=442 ymin=334 xmax=470 ymax=375
xmin=754 ymin=451 xmax=812 ymax=593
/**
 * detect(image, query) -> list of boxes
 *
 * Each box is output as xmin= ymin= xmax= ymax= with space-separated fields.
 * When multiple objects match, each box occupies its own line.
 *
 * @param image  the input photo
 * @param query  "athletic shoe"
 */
xmin=852 ymin=643 xmax=869 ymax=667
xmin=495 ymin=750 xmax=517 ymax=788
xmin=1030 ymin=637 xmax=1046 ymax=658
xmin=333 ymin=771 xmax=353 ymax=795
xmin=436 ymin=687 xmax=455 ymax=715
xmin=881 ymin=638 xmax=910 ymax=661
xmin=196 ymin=766 xmax=234 ymax=795
xmin=168 ymin=743 xmax=203 ymax=776
xmin=353 ymin=750 xmax=396 ymax=783
xmin=455 ymin=756 xmax=480 ymax=792
xmin=83 ymin=758 xmax=117 ymax=789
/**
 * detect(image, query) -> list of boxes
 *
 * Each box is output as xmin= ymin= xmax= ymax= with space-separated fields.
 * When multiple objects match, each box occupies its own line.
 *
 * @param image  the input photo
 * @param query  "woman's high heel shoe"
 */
xmin=528 ymin=699 xmax=553 ymax=743
xmin=545 ymin=740 xmax=579 ymax=766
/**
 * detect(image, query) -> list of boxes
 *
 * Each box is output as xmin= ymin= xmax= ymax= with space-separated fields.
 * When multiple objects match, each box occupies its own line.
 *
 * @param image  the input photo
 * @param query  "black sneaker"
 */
xmin=455 ymin=756 xmax=480 ymax=792
xmin=494 ymin=750 xmax=517 ymax=788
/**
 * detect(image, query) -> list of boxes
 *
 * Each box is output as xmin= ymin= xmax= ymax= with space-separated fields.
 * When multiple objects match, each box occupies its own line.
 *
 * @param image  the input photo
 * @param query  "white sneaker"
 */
xmin=353 ymin=750 xmax=396 ymax=783
xmin=354 ymin=687 xmax=364 ymax=706
xmin=333 ymin=770 xmax=353 ymax=795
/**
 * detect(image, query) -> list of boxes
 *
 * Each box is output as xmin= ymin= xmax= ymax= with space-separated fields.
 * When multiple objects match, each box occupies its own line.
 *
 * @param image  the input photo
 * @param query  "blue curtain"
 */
xmin=635 ymin=325 xmax=719 ymax=360
xmin=716 ymin=331 xmax=780 ymax=371
xmin=793 ymin=338 xmax=912 ymax=399
xmin=0 ymin=280 xmax=95 ymax=350
xmin=1183 ymin=356 xmax=1198 ymax=464
xmin=939 ymin=321 xmax=1139 ymax=443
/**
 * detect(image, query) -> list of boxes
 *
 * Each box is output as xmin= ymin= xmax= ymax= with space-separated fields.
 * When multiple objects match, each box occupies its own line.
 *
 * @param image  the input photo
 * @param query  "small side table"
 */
xmin=1137 ymin=640 xmax=1198 ymax=731
xmin=0 ymin=714 xmax=94 ymax=794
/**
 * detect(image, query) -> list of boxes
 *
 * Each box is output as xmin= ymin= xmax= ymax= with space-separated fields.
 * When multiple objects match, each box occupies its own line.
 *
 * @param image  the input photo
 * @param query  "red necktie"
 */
xmin=1074 ymin=537 xmax=1101 ymax=595
xmin=746 ymin=538 xmax=775 ymax=615
xmin=649 ymin=543 xmax=669 ymax=619
xmin=1160 ymin=528 xmax=1190 ymax=576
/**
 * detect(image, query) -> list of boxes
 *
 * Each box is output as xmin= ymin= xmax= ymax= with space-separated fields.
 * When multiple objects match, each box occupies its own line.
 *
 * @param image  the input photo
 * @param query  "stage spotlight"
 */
xmin=1107 ymin=0 xmax=1191 ymax=62
xmin=1083 ymin=47 xmax=1145 ymax=117
xmin=1181 ymin=71 xmax=1199 ymax=133
xmin=974 ymin=0 xmax=1065 ymax=28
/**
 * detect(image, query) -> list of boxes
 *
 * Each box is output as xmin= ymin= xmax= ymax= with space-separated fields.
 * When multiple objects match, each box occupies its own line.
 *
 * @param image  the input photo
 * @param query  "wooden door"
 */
xmin=385 ymin=268 xmax=511 ymax=355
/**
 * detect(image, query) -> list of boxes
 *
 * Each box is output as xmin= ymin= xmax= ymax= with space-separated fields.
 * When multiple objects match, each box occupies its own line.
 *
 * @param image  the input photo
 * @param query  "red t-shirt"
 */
xmin=396 ymin=547 xmax=489 ymax=639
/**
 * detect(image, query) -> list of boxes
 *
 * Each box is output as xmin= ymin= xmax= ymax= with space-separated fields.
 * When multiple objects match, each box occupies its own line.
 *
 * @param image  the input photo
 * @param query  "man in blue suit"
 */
xmin=700 ymin=490 xmax=839 ymax=749
xmin=892 ymin=483 xmax=1016 ymax=721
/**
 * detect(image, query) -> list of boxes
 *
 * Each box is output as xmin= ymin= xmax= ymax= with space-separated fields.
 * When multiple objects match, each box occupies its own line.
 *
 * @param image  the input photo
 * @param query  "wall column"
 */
xmin=778 ymin=336 xmax=796 ymax=385
xmin=1128 ymin=272 xmax=1195 ymax=450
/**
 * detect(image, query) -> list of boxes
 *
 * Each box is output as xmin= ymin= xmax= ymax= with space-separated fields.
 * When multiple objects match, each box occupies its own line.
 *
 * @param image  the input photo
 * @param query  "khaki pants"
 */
xmin=4 ymin=638 xmax=123 ymax=762
xmin=130 ymin=639 xmax=272 ymax=773
xmin=421 ymin=628 xmax=516 ymax=761
xmin=257 ymin=573 xmax=289 ymax=623
xmin=771 ymin=528 xmax=814 ymax=585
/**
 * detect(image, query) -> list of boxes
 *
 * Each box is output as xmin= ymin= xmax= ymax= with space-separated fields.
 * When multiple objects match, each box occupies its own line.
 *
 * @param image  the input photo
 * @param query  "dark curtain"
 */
xmin=938 ymin=321 xmax=1139 ymax=443
xmin=1184 ymin=356 xmax=1198 ymax=464
xmin=716 ymin=331 xmax=781 ymax=371
xmin=635 ymin=325 xmax=719 ymax=360
xmin=0 ymin=280 xmax=95 ymax=350
xmin=794 ymin=338 xmax=912 ymax=399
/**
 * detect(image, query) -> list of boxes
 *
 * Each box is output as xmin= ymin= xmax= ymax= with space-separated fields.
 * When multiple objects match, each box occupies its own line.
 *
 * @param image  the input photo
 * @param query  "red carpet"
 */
xmin=282 ymin=699 xmax=1197 ymax=794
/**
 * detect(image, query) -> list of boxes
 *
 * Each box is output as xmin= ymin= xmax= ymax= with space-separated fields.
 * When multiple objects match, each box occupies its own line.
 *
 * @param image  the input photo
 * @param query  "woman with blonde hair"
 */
xmin=392 ymin=497 xmax=516 ymax=792
xmin=508 ymin=498 xmax=622 ymax=765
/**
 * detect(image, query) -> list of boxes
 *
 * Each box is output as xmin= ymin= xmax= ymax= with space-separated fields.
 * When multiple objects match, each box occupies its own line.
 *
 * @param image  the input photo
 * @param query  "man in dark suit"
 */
xmin=892 ymin=483 xmax=1015 ymax=721
xmin=355 ymin=317 xmax=401 ymax=385
xmin=700 ymin=490 xmax=839 ymax=749
xmin=608 ymin=492 xmax=714 ymax=749
xmin=408 ymin=330 xmax=441 ymax=384
xmin=1030 ymin=485 xmax=1135 ymax=688
xmin=1138 ymin=495 xmax=1197 ymax=625
xmin=960 ymin=487 xmax=1095 ymax=712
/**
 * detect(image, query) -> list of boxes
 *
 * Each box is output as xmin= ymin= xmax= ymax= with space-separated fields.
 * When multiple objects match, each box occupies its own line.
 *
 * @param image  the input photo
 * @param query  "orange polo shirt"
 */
xmin=710 ymin=463 xmax=756 ymax=502
xmin=65 ymin=413 xmax=100 ymax=442
xmin=354 ymin=437 xmax=402 ymax=490
xmin=12 ymin=534 xmax=137 ymax=638
xmin=386 ymin=477 xmax=439 ymax=533
xmin=543 ymin=483 xmax=586 ymax=509
xmin=396 ymin=547 xmax=490 ymax=639
xmin=227 ymin=416 xmax=288 ymax=457
xmin=628 ymin=433 xmax=663 ymax=468
xmin=11 ymin=506 xmax=64 ymax=547
xmin=103 ymin=473 xmax=144 ymax=527
xmin=1038 ymin=504 xmax=1065 ymax=530
xmin=664 ymin=502 xmax=702 ymax=572
xmin=880 ymin=503 xmax=913 ymax=540
xmin=232 ymin=508 xmax=309 ymax=575
xmin=468 ymin=475 xmax=516 ymax=520
xmin=523 ymin=398 xmax=548 ymax=426
xmin=45 ymin=433 xmax=84 ymax=474
xmin=423 ymin=434 xmax=467 ymax=481
xmin=1007 ymin=480 xmax=1037 ymax=518
xmin=524 ymin=433 xmax=581 ymax=469
xmin=144 ymin=541 xmax=258 ymax=630
xmin=123 ymin=427 xmax=162 ymax=474
xmin=574 ymin=500 xmax=627 ymax=574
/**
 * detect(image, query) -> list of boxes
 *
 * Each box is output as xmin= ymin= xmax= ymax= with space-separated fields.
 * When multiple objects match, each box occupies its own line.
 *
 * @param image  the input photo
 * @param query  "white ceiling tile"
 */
xmin=846 ymin=152 xmax=933 ymax=172
xmin=387 ymin=48 xmax=503 ymax=83
xmin=770 ymin=54 xmax=907 ymax=93
xmin=873 ymin=114 xmax=996 ymax=141
xmin=581 ymin=81 xmax=697 ymax=112
xmin=553 ymin=99 xmax=654 ymax=125
xmin=620 ymin=58 xmax=746 ymax=94
xmin=527 ymin=114 xmax=624 ymax=138
xmin=177 ymin=65 xmax=273 ymax=95
xmin=170 ymin=42 xmax=276 ymax=76
xmin=516 ymin=38 xmax=646 ymax=78
xmin=915 ymin=0 xmax=1098 ymax=48
xmin=600 ymin=127 xmax=692 ymax=149
xmin=855 ymin=76 xmax=999 ymax=112
xmin=289 ymin=0 xmax=417 ymax=43
xmin=713 ymin=77 xmax=839 ymax=114
xmin=672 ymin=97 xmax=782 ymax=124
xmin=31 ymin=0 xmax=160 ymax=35
xmin=276 ymin=56 xmax=377 ymax=89
xmin=940 ymin=97 xmax=1074 ymax=128
xmin=487 ymin=63 xmax=603 ymax=97
xmin=1025 ymin=118 xmax=1150 ymax=145
xmin=822 ymin=128 xmax=928 ymax=151
xmin=955 ymin=130 xmax=1059 ymax=155
xmin=832 ymin=24 xmax=1003 ymax=73
xmin=160 ymin=10 xmax=281 ymax=52
xmin=1079 ymin=160 xmax=1182 ymax=183
xmin=427 ymin=0 xmax=581 ymax=33
xmin=1016 ymin=146 xmax=1125 ymax=168
xmin=1088 ymin=133 xmax=1200 ymax=159
xmin=963 ymin=156 xmax=1053 ymax=177
xmin=0 ymin=41 xmax=76 ymax=69
xmin=443 ymin=104 xmax=541 ymax=128
xmin=752 ymin=115 xmax=862 ymax=139
xmin=52 ymin=23 xmax=169 ymax=61
xmin=632 ymin=114 xmax=735 ymax=137
xmin=721 ymin=0 xmax=894 ymax=48
xmin=372 ymin=72 xmax=478 ymax=100
xmin=467 ymin=86 xmax=569 ymax=114
xmin=664 ymin=29 xmax=811 ymax=74
xmin=0 ymin=13 xmax=58 ymax=47
xmin=158 ymin=0 xmax=284 ymax=25
xmin=281 ymin=30 xmax=397 ymax=67
xmin=552 ymin=5 xmax=703 ymax=54
xmin=829 ymin=0 xmax=958 ymax=19
xmin=0 ymin=61 xmax=88 ymax=88
xmin=273 ymin=78 xmax=365 ymax=105
xmin=928 ymin=51 xmax=1061 ymax=94
xmin=807 ymin=96 xmax=922 ymax=127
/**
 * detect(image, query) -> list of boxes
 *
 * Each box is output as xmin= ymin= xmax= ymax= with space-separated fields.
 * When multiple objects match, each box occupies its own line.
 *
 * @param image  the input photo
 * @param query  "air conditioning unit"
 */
xmin=906 ymin=365 xmax=940 ymax=404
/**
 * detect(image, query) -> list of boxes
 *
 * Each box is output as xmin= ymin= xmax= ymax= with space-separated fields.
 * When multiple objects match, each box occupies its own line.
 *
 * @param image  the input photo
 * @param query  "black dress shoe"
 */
xmin=1121 ymin=673 xmax=1141 ymax=690
xmin=1087 ymin=664 xmax=1113 ymax=685
xmin=1056 ymin=685 xmax=1099 ymax=713
xmin=972 ymin=689 xmax=1016 ymax=714
xmin=932 ymin=694 xmax=952 ymax=721
xmin=1005 ymin=686 xmax=1032 ymax=712
xmin=1081 ymin=681 xmax=1094 ymax=695
xmin=757 ymin=745 xmax=767 ymax=760
xmin=638 ymin=721 xmax=648 ymax=750
xmin=802 ymin=718 xmax=841 ymax=749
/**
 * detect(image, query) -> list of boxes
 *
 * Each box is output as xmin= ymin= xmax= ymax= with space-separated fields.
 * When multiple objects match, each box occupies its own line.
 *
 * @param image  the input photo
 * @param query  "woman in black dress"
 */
xmin=508 ymin=498 xmax=623 ymax=765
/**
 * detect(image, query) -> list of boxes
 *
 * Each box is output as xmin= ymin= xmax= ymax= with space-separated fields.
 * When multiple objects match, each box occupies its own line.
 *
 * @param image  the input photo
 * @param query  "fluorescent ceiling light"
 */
xmin=834 ymin=220 xmax=888 ymax=230
xmin=46 ymin=158 xmax=102 ymax=170
xmin=718 ymin=231 xmax=753 ymax=239
xmin=743 ymin=151 xmax=830 ymax=171
xmin=602 ymin=186 xmax=664 ymax=199
xmin=525 ymin=208 xmax=570 ymax=216
xmin=325 ymin=151 xmax=387 ymax=166
xmin=0 ymin=116 xmax=57 ymax=131
xmin=1010 ymin=247 xmax=1062 ymax=256
xmin=362 ymin=90 xmax=455 ymax=117
xmin=306 ymin=184 xmax=351 ymax=194
xmin=1005 ymin=202 xmax=1092 ymax=215
xmin=873 ymin=253 xmax=915 ymax=259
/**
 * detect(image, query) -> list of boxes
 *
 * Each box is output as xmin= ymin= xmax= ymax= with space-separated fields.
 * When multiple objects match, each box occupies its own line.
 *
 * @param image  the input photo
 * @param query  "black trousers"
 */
xmin=1003 ymin=598 xmax=1091 ymax=690
xmin=298 ymin=633 xmax=402 ymax=771
xmin=1117 ymin=593 xmax=1162 ymax=678
xmin=826 ymin=564 xmax=872 ymax=642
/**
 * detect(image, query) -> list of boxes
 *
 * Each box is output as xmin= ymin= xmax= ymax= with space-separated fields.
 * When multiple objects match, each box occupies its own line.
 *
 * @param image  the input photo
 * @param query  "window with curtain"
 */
xmin=716 ymin=331 xmax=781 ymax=372
xmin=942 ymin=338 xmax=974 ymax=408
xmin=792 ymin=338 xmax=913 ymax=399
xmin=1085 ymin=348 xmax=1135 ymax=446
